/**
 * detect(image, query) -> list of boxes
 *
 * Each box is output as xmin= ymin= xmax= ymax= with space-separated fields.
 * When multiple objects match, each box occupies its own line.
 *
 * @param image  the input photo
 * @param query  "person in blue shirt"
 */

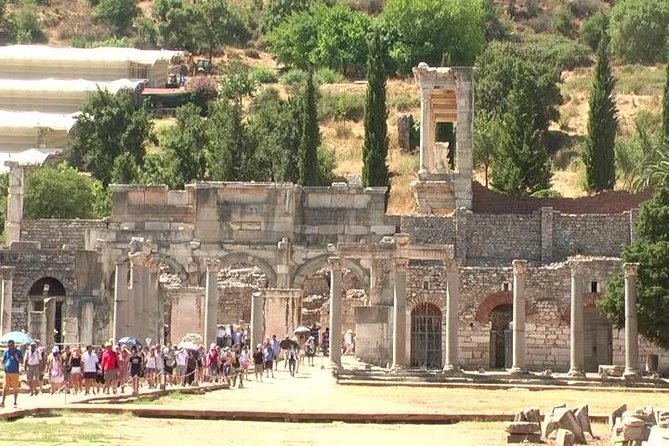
xmin=1 ymin=340 xmax=24 ymax=408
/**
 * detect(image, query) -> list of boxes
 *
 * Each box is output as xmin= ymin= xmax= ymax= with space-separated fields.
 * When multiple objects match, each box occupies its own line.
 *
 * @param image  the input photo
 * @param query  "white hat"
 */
xmin=52 ymin=346 xmax=60 ymax=353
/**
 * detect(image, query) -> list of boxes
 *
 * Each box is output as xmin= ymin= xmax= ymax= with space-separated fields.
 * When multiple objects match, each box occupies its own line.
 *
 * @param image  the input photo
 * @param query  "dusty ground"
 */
xmin=2 ymin=358 xmax=667 ymax=445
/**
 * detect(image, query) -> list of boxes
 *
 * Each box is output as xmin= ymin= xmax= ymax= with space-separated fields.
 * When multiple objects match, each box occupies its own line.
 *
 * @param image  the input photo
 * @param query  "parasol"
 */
xmin=294 ymin=326 xmax=311 ymax=335
xmin=178 ymin=341 xmax=199 ymax=350
xmin=0 ymin=331 xmax=34 ymax=345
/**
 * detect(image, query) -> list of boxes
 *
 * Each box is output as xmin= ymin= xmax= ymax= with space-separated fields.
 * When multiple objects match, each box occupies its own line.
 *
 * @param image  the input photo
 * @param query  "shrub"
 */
xmin=11 ymin=0 xmax=45 ymax=44
xmin=70 ymin=36 xmax=134 ymax=48
xmin=391 ymin=93 xmax=419 ymax=112
xmin=281 ymin=69 xmax=308 ymax=87
xmin=335 ymin=123 xmax=353 ymax=139
xmin=95 ymin=0 xmax=139 ymax=36
xmin=314 ymin=68 xmax=345 ymax=85
xmin=243 ymin=48 xmax=260 ymax=59
xmin=530 ymin=189 xmax=562 ymax=198
xmin=609 ymin=0 xmax=669 ymax=64
xmin=318 ymin=91 xmax=365 ymax=121
xmin=512 ymin=33 xmax=591 ymax=70
xmin=580 ymin=10 xmax=608 ymax=51
xmin=569 ymin=0 xmax=599 ymax=18
xmin=250 ymin=67 xmax=278 ymax=84
xmin=552 ymin=6 xmax=575 ymax=38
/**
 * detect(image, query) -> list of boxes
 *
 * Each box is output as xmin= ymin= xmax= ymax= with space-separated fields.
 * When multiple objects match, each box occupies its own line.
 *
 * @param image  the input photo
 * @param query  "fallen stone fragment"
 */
xmin=505 ymin=422 xmax=541 ymax=434
xmin=575 ymin=405 xmax=592 ymax=436
xmin=556 ymin=428 xmax=574 ymax=446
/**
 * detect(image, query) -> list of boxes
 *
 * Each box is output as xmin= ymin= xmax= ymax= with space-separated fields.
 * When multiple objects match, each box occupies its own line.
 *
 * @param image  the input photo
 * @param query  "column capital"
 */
xmin=205 ymin=258 xmax=222 ymax=273
xmin=512 ymin=259 xmax=527 ymax=275
xmin=129 ymin=252 xmax=150 ymax=268
xmin=444 ymin=259 xmax=459 ymax=273
xmin=277 ymin=237 xmax=289 ymax=252
xmin=394 ymin=258 xmax=410 ymax=272
xmin=569 ymin=261 xmax=584 ymax=276
xmin=0 ymin=266 xmax=15 ymax=280
xmin=420 ymin=87 xmax=432 ymax=101
xmin=328 ymin=256 xmax=342 ymax=271
xmin=624 ymin=263 xmax=639 ymax=277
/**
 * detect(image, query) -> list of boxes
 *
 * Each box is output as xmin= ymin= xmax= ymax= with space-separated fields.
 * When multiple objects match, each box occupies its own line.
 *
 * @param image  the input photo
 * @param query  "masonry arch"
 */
xmin=410 ymin=302 xmax=442 ymax=369
xmin=489 ymin=303 xmax=512 ymax=369
xmin=28 ymin=276 xmax=67 ymax=344
xmin=218 ymin=252 xmax=277 ymax=288
xmin=292 ymin=255 xmax=369 ymax=290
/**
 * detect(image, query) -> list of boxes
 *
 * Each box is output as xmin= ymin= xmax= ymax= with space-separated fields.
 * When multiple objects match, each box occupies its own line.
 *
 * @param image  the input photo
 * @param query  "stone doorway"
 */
xmin=584 ymin=307 xmax=612 ymax=373
xmin=410 ymin=303 xmax=442 ymax=369
xmin=489 ymin=304 xmax=512 ymax=369
xmin=28 ymin=277 xmax=67 ymax=344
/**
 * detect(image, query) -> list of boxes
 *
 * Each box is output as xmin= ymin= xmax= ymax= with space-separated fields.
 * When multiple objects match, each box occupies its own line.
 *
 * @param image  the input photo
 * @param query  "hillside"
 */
xmin=2 ymin=0 xmax=667 ymax=214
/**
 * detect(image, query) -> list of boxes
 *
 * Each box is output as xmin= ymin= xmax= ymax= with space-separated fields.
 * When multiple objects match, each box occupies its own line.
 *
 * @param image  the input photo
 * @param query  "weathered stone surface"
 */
xmin=507 ymin=433 xmax=541 ymax=444
xmin=610 ymin=404 xmax=627 ymax=431
xmin=543 ymin=408 xmax=586 ymax=444
xmin=575 ymin=405 xmax=592 ymax=436
xmin=505 ymin=422 xmax=541 ymax=434
xmin=556 ymin=428 xmax=575 ymax=446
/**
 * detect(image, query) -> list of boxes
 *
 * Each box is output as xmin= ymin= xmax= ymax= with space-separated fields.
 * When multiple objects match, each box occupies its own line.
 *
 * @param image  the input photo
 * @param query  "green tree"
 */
xmin=151 ymin=0 xmax=197 ymax=52
xmin=24 ymin=164 xmax=101 ymax=219
xmin=580 ymin=10 xmax=608 ymax=51
xmin=361 ymin=29 xmax=389 ymax=197
xmin=261 ymin=0 xmax=313 ymax=33
xmin=111 ymin=151 xmax=140 ymax=184
xmin=95 ymin=0 xmax=139 ymax=36
xmin=299 ymin=70 xmax=320 ymax=185
xmin=69 ymin=89 xmax=154 ymax=186
xmin=220 ymin=62 xmax=258 ymax=103
xmin=381 ymin=0 xmax=487 ymax=75
xmin=476 ymin=43 xmax=562 ymax=136
xmin=155 ymin=103 xmax=210 ymax=188
xmin=11 ymin=0 xmax=45 ymax=43
xmin=267 ymin=4 xmax=372 ymax=73
xmin=598 ymin=188 xmax=669 ymax=348
xmin=609 ymin=0 xmax=669 ymax=64
xmin=474 ymin=113 xmax=502 ymax=188
xmin=583 ymin=30 xmax=617 ymax=192
xmin=207 ymin=99 xmax=256 ymax=181
xmin=491 ymin=82 xmax=551 ymax=195
xmin=192 ymin=0 xmax=249 ymax=62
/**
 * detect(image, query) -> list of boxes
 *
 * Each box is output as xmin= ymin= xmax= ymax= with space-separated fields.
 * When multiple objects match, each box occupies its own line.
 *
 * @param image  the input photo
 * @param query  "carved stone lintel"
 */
xmin=623 ymin=263 xmax=640 ymax=277
xmin=512 ymin=259 xmax=527 ymax=275
xmin=328 ymin=256 xmax=342 ymax=271
xmin=394 ymin=258 xmax=410 ymax=272
xmin=205 ymin=258 xmax=222 ymax=273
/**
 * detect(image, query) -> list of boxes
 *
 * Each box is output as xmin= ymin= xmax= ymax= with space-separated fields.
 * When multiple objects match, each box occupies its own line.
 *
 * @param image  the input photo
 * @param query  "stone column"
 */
xmin=623 ymin=263 xmax=640 ymax=379
xmin=392 ymin=259 xmax=409 ymax=369
xmin=276 ymin=238 xmax=291 ymax=288
xmin=328 ymin=257 xmax=343 ymax=368
xmin=80 ymin=299 xmax=94 ymax=346
xmin=44 ymin=297 xmax=57 ymax=349
xmin=444 ymin=260 xmax=460 ymax=372
xmin=251 ymin=291 xmax=264 ymax=349
xmin=112 ymin=261 xmax=128 ymax=342
xmin=4 ymin=161 xmax=23 ymax=246
xmin=510 ymin=260 xmax=527 ymax=374
xmin=129 ymin=259 xmax=149 ymax=343
xmin=147 ymin=262 xmax=161 ymax=345
xmin=568 ymin=262 xmax=585 ymax=377
xmin=203 ymin=259 xmax=221 ymax=348
xmin=419 ymin=87 xmax=431 ymax=174
xmin=0 ymin=266 xmax=15 ymax=336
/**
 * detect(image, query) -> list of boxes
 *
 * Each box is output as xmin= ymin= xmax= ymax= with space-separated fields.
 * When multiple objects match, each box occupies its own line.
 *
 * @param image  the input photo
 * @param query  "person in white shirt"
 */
xmin=81 ymin=345 xmax=99 ymax=395
xmin=175 ymin=349 xmax=188 ymax=386
xmin=24 ymin=343 xmax=42 ymax=396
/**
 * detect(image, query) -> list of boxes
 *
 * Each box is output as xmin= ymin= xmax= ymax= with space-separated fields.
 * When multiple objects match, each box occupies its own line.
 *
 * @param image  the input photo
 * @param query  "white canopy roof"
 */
xmin=0 ymin=148 xmax=61 ymax=172
xmin=0 ymin=45 xmax=184 ymax=65
xmin=0 ymin=110 xmax=78 ymax=131
xmin=0 ymin=78 xmax=145 ymax=93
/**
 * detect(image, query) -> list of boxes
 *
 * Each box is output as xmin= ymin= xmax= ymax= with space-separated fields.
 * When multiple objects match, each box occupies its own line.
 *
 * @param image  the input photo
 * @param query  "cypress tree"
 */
xmin=298 ymin=69 xmax=320 ymax=186
xmin=583 ymin=29 xmax=618 ymax=192
xmin=663 ymin=60 xmax=669 ymax=143
xmin=491 ymin=83 xmax=551 ymax=195
xmin=362 ymin=29 xmax=390 ymax=196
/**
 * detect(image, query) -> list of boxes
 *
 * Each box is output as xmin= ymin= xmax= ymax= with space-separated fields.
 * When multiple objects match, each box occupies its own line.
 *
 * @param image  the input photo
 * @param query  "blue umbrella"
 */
xmin=117 ymin=336 xmax=142 ymax=347
xmin=0 ymin=331 xmax=34 ymax=345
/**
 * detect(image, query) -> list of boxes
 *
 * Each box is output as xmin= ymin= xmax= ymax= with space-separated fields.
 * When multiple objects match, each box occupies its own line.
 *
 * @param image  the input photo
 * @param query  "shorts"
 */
xmin=70 ymin=367 xmax=82 ymax=375
xmin=83 ymin=372 xmax=97 ymax=380
xmin=264 ymin=361 xmax=273 ymax=370
xmin=27 ymin=364 xmax=41 ymax=383
xmin=176 ymin=365 xmax=186 ymax=376
xmin=209 ymin=364 xmax=218 ymax=376
xmin=254 ymin=364 xmax=263 ymax=374
xmin=104 ymin=369 xmax=118 ymax=381
xmin=164 ymin=365 xmax=173 ymax=375
xmin=3 ymin=373 xmax=20 ymax=393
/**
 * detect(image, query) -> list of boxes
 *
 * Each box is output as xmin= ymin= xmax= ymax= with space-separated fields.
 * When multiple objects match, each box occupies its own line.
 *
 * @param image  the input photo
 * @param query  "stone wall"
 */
xmin=218 ymin=285 xmax=253 ymax=326
xmin=465 ymin=213 xmax=542 ymax=265
xmin=262 ymin=289 xmax=301 ymax=340
xmin=553 ymin=213 xmax=631 ymax=260
xmin=166 ymin=287 xmax=204 ymax=344
xmin=20 ymin=219 xmax=105 ymax=250
xmin=400 ymin=216 xmax=455 ymax=245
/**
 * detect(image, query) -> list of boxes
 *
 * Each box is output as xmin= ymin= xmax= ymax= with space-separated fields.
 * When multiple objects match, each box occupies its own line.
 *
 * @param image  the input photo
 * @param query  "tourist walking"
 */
xmin=305 ymin=337 xmax=316 ymax=367
xmin=46 ymin=346 xmax=65 ymax=394
xmin=287 ymin=346 xmax=297 ymax=377
xmin=101 ymin=343 xmax=119 ymax=394
xmin=321 ymin=328 xmax=330 ymax=356
xmin=82 ymin=345 xmax=98 ymax=395
xmin=145 ymin=347 xmax=157 ymax=389
xmin=69 ymin=346 xmax=83 ymax=394
xmin=253 ymin=344 xmax=263 ymax=382
xmin=175 ymin=347 xmax=187 ymax=386
xmin=263 ymin=340 xmax=274 ymax=378
xmin=128 ymin=346 xmax=142 ymax=396
xmin=117 ymin=346 xmax=130 ymax=394
xmin=185 ymin=350 xmax=197 ymax=386
xmin=24 ymin=342 xmax=42 ymax=396
xmin=1 ymin=339 xmax=23 ymax=408
xmin=271 ymin=335 xmax=281 ymax=370
xmin=230 ymin=351 xmax=243 ymax=389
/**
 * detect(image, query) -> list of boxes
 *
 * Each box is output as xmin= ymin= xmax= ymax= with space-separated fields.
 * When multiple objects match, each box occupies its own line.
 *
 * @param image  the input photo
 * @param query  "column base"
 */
xmin=508 ymin=367 xmax=527 ymax=375
xmin=623 ymin=368 xmax=639 ymax=380
xmin=567 ymin=368 xmax=585 ymax=378
xmin=442 ymin=364 xmax=462 ymax=376
xmin=389 ymin=365 xmax=405 ymax=374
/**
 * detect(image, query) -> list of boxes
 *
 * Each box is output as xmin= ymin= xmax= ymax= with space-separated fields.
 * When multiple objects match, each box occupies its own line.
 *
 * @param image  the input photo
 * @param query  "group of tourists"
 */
xmin=1 ymin=323 xmax=353 ymax=409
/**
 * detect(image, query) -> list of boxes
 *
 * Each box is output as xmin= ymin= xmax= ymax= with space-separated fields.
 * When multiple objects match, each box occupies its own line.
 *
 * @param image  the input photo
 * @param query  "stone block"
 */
xmin=556 ymin=428 xmax=574 ymax=446
xmin=307 ymin=193 xmax=331 ymax=208
xmin=543 ymin=408 xmax=586 ymax=444
xmin=145 ymin=222 xmax=171 ymax=231
xmin=575 ymin=405 xmax=592 ymax=436
xmin=505 ymin=422 xmax=540 ymax=434
xmin=371 ymin=225 xmax=397 ymax=235
xmin=506 ymin=434 xmax=541 ymax=444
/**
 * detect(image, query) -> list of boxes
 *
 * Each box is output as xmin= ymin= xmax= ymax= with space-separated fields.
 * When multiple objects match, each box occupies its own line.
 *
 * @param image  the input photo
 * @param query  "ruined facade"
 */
xmin=0 ymin=64 xmax=664 ymax=374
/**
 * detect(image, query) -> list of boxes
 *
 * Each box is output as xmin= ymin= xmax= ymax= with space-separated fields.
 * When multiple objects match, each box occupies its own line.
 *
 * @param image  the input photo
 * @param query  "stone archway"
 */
xmin=219 ymin=253 xmax=277 ymax=287
xmin=28 ymin=277 xmax=67 ymax=344
xmin=410 ymin=302 xmax=442 ymax=368
xmin=489 ymin=304 xmax=512 ymax=369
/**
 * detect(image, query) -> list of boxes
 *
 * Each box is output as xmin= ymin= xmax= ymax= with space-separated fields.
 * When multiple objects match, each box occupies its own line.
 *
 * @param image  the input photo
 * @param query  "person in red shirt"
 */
xmin=100 ymin=342 xmax=119 ymax=395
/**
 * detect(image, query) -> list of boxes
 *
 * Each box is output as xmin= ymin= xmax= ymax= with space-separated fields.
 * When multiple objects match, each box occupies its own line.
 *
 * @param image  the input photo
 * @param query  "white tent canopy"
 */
xmin=0 ymin=148 xmax=61 ymax=172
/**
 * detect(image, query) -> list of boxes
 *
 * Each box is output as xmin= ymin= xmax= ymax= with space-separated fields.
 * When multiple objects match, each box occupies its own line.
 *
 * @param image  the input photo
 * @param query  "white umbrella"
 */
xmin=177 ymin=341 xmax=199 ymax=350
xmin=294 ymin=326 xmax=311 ymax=335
